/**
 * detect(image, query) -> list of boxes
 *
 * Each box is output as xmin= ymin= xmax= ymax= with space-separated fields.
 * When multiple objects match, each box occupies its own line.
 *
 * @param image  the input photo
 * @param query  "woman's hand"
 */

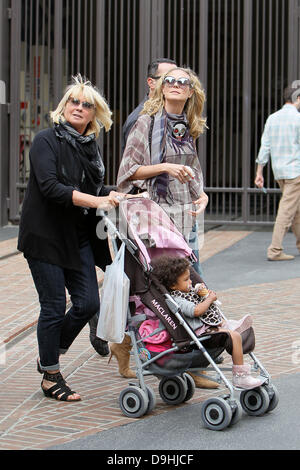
xmin=164 ymin=163 xmax=195 ymax=184
xmin=188 ymin=192 xmax=209 ymax=216
xmin=97 ymin=191 xmax=129 ymax=209
xmin=96 ymin=190 xmax=150 ymax=210
xmin=130 ymin=163 xmax=194 ymax=184
xmin=72 ymin=189 xmax=130 ymax=210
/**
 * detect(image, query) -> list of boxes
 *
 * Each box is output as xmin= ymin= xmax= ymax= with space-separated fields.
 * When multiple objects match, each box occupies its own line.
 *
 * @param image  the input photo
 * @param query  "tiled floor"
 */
xmin=0 ymin=231 xmax=299 ymax=450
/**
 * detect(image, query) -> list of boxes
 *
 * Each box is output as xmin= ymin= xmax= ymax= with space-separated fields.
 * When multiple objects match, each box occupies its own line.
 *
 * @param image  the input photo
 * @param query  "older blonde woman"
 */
xmin=18 ymin=74 xmax=125 ymax=402
xmin=114 ymin=68 xmax=217 ymax=389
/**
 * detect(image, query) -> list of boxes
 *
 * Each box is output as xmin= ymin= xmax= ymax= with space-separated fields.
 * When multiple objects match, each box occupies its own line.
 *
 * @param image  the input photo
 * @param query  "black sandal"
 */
xmin=41 ymin=371 xmax=81 ymax=402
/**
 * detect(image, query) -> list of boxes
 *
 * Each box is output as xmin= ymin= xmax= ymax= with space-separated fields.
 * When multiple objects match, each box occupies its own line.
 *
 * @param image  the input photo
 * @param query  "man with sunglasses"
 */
xmin=121 ymin=58 xmax=177 ymax=155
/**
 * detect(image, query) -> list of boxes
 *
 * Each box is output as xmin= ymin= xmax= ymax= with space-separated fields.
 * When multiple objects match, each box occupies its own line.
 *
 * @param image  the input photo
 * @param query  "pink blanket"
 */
xmin=139 ymin=319 xmax=170 ymax=344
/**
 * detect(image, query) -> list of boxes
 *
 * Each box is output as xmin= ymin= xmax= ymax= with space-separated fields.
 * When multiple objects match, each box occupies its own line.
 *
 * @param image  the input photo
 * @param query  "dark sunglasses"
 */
xmin=68 ymin=97 xmax=95 ymax=110
xmin=163 ymin=76 xmax=192 ymax=88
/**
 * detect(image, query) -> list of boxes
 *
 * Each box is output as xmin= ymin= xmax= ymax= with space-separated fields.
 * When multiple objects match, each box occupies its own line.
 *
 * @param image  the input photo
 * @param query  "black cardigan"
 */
xmin=17 ymin=128 xmax=112 ymax=271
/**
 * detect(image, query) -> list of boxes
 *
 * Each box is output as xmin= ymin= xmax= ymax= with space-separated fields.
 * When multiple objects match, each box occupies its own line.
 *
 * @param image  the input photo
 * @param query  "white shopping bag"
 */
xmin=97 ymin=242 xmax=130 ymax=343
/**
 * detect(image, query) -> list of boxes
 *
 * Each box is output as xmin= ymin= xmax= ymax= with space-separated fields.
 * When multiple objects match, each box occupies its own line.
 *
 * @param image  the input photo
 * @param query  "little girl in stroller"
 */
xmin=151 ymin=255 xmax=264 ymax=390
xmin=98 ymin=197 xmax=278 ymax=429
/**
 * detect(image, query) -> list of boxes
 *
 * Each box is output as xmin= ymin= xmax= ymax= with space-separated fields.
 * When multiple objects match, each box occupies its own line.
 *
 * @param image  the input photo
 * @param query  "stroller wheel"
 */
xmin=228 ymin=399 xmax=243 ymax=426
xmin=201 ymin=397 xmax=232 ymax=431
xmin=240 ymin=386 xmax=270 ymax=416
xmin=119 ymin=386 xmax=149 ymax=418
xmin=182 ymin=373 xmax=196 ymax=402
xmin=159 ymin=376 xmax=188 ymax=405
xmin=264 ymin=384 xmax=279 ymax=412
xmin=145 ymin=385 xmax=157 ymax=414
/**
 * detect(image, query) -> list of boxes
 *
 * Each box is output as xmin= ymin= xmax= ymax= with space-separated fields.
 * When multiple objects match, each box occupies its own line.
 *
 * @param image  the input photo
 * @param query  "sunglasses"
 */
xmin=163 ymin=76 xmax=192 ymax=89
xmin=68 ymin=97 xmax=95 ymax=110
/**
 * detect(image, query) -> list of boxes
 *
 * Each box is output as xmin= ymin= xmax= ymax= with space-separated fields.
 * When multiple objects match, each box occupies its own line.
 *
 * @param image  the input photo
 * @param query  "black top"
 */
xmin=121 ymin=95 xmax=148 ymax=155
xmin=17 ymin=128 xmax=112 ymax=271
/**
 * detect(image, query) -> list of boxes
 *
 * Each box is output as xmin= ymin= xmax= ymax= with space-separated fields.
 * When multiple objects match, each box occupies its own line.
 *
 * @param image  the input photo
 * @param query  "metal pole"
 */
xmin=0 ymin=0 xmax=10 ymax=226
xmin=53 ymin=0 xmax=63 ymax=107
xmin=150 ymin=0 xmax=165 ymax=60
xmin=242 ymin=0 xmax=252 ymax=223
xmin=198 ymin=0 xmax=208 ymax=180
xmin=95 ymin=0 xmax=105 ymax=156
xmin=138 ymin=0 xmax=151 ymax=101
xmin=8 ymin=0 xmax=21 ymax=222
xmin=138 ymin=0 xmax=166 ymax=101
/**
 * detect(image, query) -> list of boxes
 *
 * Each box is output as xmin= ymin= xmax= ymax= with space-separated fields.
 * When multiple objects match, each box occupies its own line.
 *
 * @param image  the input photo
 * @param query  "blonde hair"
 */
xmin=142 ymin=67 xmax=207 ymax=139
xmin=50 ymin=73 xmax=112 ymax=137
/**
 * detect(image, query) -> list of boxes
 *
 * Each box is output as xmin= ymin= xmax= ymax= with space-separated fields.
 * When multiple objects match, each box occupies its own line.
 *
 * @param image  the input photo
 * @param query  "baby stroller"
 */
xmin=98 ymin=197 xmax=279 ymax=431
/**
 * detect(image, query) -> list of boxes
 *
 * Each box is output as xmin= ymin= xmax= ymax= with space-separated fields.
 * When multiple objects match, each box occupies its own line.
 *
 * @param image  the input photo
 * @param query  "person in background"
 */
xmin=255 ymin=84 xmax=300 ymax=261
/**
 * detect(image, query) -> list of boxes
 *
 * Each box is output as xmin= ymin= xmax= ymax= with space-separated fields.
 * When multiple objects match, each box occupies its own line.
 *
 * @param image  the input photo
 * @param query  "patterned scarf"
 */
xmin=54 ymin=119 xmax=105 ymax=196
xmin=150 ymin=109 xmax=194 ymax=202
xmin=150 ymin=109 xmax=167 ymax=198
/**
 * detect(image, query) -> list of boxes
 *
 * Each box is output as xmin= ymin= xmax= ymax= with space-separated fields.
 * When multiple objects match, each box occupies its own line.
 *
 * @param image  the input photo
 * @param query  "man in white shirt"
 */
xmin=255 ymin=84 xmax=300 ymax=261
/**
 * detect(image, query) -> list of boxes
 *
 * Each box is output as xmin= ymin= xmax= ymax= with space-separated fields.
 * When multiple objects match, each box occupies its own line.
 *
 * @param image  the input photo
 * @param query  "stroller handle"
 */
xmin=97 ymin=208 xmax=140 ymax=260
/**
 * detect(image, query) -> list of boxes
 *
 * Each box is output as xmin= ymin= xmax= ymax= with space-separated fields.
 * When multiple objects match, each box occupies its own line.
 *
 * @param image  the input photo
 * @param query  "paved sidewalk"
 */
xmin=0 ymin=228 xmax=299 ymax=450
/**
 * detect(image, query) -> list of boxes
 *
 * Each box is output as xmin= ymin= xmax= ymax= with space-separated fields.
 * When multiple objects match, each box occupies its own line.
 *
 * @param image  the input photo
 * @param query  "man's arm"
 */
xmin=255 ymin=120 xmax=271 ymax=188
xmin=254 ymin=164 xmax=265 ymax=188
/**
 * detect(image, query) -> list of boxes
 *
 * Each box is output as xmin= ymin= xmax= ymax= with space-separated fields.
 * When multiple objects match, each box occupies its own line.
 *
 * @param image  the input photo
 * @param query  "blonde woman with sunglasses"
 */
xmin=115 ymin=67 xmax=216 ymax=389
xmin=18 ymin=74 xmax=127 ymax=402
xmin=118 ymin=67 xmax=208 ymax=226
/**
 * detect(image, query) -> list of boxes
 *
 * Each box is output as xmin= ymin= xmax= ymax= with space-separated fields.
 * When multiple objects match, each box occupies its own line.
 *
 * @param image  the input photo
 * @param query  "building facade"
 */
xmin=1 ymin=0 xmax=300 ymax=227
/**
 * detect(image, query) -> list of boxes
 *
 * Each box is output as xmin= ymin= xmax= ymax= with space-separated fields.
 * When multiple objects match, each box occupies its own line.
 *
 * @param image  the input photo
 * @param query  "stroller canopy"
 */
xmin=119 ymin=198 xmax=195 ymax=269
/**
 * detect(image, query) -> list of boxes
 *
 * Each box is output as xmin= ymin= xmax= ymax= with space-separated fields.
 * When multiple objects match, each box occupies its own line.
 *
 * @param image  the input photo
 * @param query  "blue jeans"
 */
xmin=27 ymin=241 xmax=100 ymax=371
xmin=188 ymin=222 xmax=204 ymax=278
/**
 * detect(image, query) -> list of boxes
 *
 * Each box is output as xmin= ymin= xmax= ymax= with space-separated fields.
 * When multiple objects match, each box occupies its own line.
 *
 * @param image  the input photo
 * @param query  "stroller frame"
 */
xmin=99 ymin=201 xmax=279 ymax=431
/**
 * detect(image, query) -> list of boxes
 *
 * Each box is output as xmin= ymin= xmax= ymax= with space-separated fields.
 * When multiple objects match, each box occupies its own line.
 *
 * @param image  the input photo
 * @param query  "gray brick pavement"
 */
xmin=0 ymin=230 xmax=299 ymax=450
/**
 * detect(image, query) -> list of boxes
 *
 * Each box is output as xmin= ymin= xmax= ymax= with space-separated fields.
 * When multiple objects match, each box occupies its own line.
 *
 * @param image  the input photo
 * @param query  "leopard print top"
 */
xmin=170 ymin=288 xmax=223 ymax=326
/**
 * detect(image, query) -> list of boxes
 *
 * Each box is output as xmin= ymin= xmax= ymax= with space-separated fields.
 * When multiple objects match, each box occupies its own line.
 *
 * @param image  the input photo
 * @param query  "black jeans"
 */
xmin=27 ymin=241 xmax=100 ymax=371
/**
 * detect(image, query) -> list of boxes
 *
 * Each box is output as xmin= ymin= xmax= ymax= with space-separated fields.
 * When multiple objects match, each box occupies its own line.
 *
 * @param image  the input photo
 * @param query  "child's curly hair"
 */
xmin=151 ymin=255 xmax=191 ymax=290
